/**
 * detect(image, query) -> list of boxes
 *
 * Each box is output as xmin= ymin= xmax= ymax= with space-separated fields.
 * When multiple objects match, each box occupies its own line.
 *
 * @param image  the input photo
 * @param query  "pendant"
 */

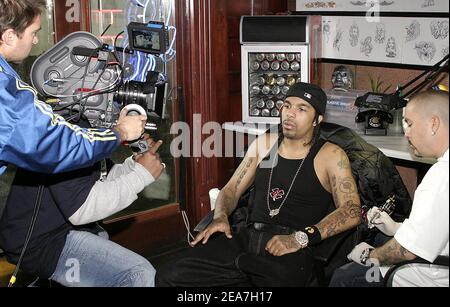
xmin=269 ymin=209 xmax=280 ymax=218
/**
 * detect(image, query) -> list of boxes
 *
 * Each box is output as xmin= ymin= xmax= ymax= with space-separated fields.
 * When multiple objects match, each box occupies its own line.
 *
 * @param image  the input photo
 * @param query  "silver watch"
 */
xmin=294 ymin=231 xmax=309 ymax=248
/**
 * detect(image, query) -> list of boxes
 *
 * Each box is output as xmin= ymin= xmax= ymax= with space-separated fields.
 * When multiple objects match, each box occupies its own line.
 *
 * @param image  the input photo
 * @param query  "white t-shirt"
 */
xmin=381 ymin=149 xmax=449 ymax=287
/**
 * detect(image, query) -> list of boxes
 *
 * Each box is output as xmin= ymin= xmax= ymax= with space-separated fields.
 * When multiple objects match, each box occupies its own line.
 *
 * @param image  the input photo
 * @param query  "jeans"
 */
xmin=50 ymin=230 xmax=155 ymax=287
xmin=329 ymin=262 xmax=383 ymax=287
xmin=329 ymin=233 xmax=390 ymax=287
xmin=156 ymin=225 xmax=314 ymax=287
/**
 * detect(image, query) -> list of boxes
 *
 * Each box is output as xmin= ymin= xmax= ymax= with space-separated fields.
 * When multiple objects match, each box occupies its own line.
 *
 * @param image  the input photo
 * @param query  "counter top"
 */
xmin=223 ymin=122 xmax=436 ymax=165
xmin=360 ymin=135 xmax=436 ymax=164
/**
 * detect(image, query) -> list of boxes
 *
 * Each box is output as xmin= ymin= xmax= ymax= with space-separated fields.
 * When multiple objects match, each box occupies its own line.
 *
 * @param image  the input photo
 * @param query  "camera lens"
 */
xmin=115 ymin=80 xmax=150 ymax=111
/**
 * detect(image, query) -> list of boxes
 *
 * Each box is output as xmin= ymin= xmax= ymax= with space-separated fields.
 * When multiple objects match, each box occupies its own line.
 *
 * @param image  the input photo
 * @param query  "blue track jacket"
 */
xmin=0 ymin=55 xmax=120 ymax=175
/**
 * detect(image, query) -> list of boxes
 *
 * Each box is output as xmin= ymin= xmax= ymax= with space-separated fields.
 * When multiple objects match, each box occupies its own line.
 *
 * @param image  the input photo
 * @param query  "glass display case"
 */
xmin=240 ymin=16 xmax=310 ymax=124
xmin=242 ymin=45 xmax=309 ymax=124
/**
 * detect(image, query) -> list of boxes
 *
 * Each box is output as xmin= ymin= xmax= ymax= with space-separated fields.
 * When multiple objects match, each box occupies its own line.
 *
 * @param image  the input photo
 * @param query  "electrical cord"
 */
xmin=8 ymin=185 xmax=44 ymax=287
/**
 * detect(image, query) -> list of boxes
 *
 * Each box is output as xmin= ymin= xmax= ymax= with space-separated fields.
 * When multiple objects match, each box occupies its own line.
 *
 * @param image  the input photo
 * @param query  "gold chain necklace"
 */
xmin=266 ymin=148 xmax=310 ymax=218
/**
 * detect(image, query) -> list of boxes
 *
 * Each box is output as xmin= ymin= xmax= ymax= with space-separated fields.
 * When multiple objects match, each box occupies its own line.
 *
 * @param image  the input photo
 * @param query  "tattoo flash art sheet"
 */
xmin=321 ymin=16 xmax=449 ymax=66
xmin=296 ymin=0 xmax=449 ymax=12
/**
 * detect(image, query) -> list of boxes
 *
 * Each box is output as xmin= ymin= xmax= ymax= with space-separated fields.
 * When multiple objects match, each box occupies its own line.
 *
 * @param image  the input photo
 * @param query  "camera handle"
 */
xmin=123 ymin=104 xmax=150 ymax=155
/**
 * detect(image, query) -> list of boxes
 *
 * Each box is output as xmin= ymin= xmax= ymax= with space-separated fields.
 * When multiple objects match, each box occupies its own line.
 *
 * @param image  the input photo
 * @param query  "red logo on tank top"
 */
xmin=270 ymin=188 xmax=285 ymax=201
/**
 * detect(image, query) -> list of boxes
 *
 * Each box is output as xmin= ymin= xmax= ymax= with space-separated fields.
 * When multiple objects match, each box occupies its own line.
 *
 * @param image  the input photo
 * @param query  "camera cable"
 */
xmin=8 ymin=184 xmax=45 ymax=287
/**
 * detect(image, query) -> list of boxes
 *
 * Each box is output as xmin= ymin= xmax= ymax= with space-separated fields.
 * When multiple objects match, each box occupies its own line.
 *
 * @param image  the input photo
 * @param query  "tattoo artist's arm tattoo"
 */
xmin=370 ymin=239 xmax=417 ymax=266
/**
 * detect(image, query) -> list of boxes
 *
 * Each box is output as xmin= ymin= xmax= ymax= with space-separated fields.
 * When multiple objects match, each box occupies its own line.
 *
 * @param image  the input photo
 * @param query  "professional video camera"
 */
xmin=30 ymin=22 xmax=170 ymax=134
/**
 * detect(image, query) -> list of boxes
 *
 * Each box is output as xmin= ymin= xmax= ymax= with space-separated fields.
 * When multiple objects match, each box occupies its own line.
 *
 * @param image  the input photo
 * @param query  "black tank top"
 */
xmin=249 ymin=138 xmax=333 ymax=230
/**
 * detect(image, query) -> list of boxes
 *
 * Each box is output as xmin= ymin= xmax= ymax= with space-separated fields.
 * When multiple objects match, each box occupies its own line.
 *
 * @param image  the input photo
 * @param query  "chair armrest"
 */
xmin=193 ymin=210 xmax=214 ymax=233
xmin=383 ymin=255 xmax=449 ymax=287
xmin=193 ymin=186 xmax=255 ymax=234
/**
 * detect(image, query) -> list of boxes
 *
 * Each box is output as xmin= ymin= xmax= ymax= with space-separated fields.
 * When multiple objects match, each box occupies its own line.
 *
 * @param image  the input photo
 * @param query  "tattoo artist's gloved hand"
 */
xmin=367 ymin=207 xmax=401 ymax=236
xmin=347 ymin=242 xmax=374 ymax=266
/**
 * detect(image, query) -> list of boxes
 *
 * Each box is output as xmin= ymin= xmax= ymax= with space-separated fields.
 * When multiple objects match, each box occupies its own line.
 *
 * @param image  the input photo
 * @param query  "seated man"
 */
xmin=0 ymin=134 xmax=165 ymax=287
xmin=156 ymin=83 xmax=362 ymax=287
xmin=330 ymin=90 xmax=449 ymax=287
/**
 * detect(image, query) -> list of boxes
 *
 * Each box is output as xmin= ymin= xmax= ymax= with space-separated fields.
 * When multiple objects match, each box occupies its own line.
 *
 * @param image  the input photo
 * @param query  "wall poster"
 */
xmin=296 ymin=0 xmax=449 ymax=13
xmin=321 ymin=16 xmax=449 ymax=66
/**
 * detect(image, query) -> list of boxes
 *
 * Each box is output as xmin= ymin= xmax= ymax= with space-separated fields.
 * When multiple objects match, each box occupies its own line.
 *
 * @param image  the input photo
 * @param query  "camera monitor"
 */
xmin=128 ymin=21 xmax=168 ymax=55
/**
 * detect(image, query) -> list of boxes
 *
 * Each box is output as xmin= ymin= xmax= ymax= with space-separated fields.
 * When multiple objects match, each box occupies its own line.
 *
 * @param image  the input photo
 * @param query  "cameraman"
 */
xmin=0 ymin=133 xmax=165 ymax=287
xmin=0 ymin=0 xmax=147 ymax=176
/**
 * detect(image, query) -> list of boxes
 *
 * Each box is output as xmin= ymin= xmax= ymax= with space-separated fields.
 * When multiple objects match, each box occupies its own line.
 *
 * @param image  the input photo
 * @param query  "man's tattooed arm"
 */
xmin=214 ymin=156 xmax=256 ymax=220
xmin=370 ymin=239 xmax=417 ymax=266
xmin=316 ymin=147 xmax=362 ymax=240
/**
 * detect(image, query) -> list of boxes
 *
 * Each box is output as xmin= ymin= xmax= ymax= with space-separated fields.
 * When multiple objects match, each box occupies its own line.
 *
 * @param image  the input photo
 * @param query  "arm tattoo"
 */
xmin=215 ymin=157 xmax=254 ymax=219
xmin=235 ymin=157 xmax=254 ymax=191
xmin=316 ymin=200 xmax=361 ymax=239
xmin=371 ymin=239 xmax=417 ymax=266
xmin=339 ymin=177 xmax=356 ymax=194
xmin=214 ymin=192 xmax=237 ymax=219
xmin=337 ymin=150 xmax=351 ymax=170
xmin=316 ymin=172 xmax=361 ymax=239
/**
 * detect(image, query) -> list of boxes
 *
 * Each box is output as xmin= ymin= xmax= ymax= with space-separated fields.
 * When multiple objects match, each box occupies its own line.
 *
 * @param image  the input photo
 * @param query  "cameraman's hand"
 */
xmin=367 ymin=207 xmax=401 ymax=236
xmin=141 ymin=133 xmax=157 ymax=147
xmin=134 ymin=140 xmax=164 ymax=180
xmin=114 ymin=108 xmax=147 ymax=142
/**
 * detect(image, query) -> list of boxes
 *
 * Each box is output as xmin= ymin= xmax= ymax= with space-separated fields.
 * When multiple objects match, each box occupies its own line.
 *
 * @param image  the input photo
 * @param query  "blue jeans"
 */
xmin=329 ymin=262 xmax=383 ymax=287
xmin=50 ymin=230 xmax=155 ymax=287
xmin=329 ymin=233 xmax=391 ymax=287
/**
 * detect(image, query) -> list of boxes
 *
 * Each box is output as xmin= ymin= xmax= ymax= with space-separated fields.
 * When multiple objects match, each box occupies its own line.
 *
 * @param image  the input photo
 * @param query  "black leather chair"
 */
xmin=383 ymin=256 xmax=449 ymax=287
xmin=194 ymin=123 xmax=412 ymax=286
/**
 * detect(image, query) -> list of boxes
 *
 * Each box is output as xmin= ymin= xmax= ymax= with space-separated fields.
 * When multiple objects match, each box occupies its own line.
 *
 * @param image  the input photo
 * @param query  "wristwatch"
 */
xmin=294 ymin=231 xmax=309 ymax=248
xmin=360 ymin=248 xmax=373 ymax=266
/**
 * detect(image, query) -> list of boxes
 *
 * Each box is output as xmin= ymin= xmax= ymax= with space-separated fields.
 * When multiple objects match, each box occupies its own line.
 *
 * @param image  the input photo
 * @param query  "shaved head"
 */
xmin=408 ymin=90 xmax=449 ymax=128
xmin=405 ymin=89 xmax=449 ymax=159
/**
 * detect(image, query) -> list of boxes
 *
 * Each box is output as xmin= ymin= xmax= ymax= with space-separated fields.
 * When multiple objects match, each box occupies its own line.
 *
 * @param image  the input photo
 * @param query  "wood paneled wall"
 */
xmin=177 ymin=0 xmax=288 ymax=225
